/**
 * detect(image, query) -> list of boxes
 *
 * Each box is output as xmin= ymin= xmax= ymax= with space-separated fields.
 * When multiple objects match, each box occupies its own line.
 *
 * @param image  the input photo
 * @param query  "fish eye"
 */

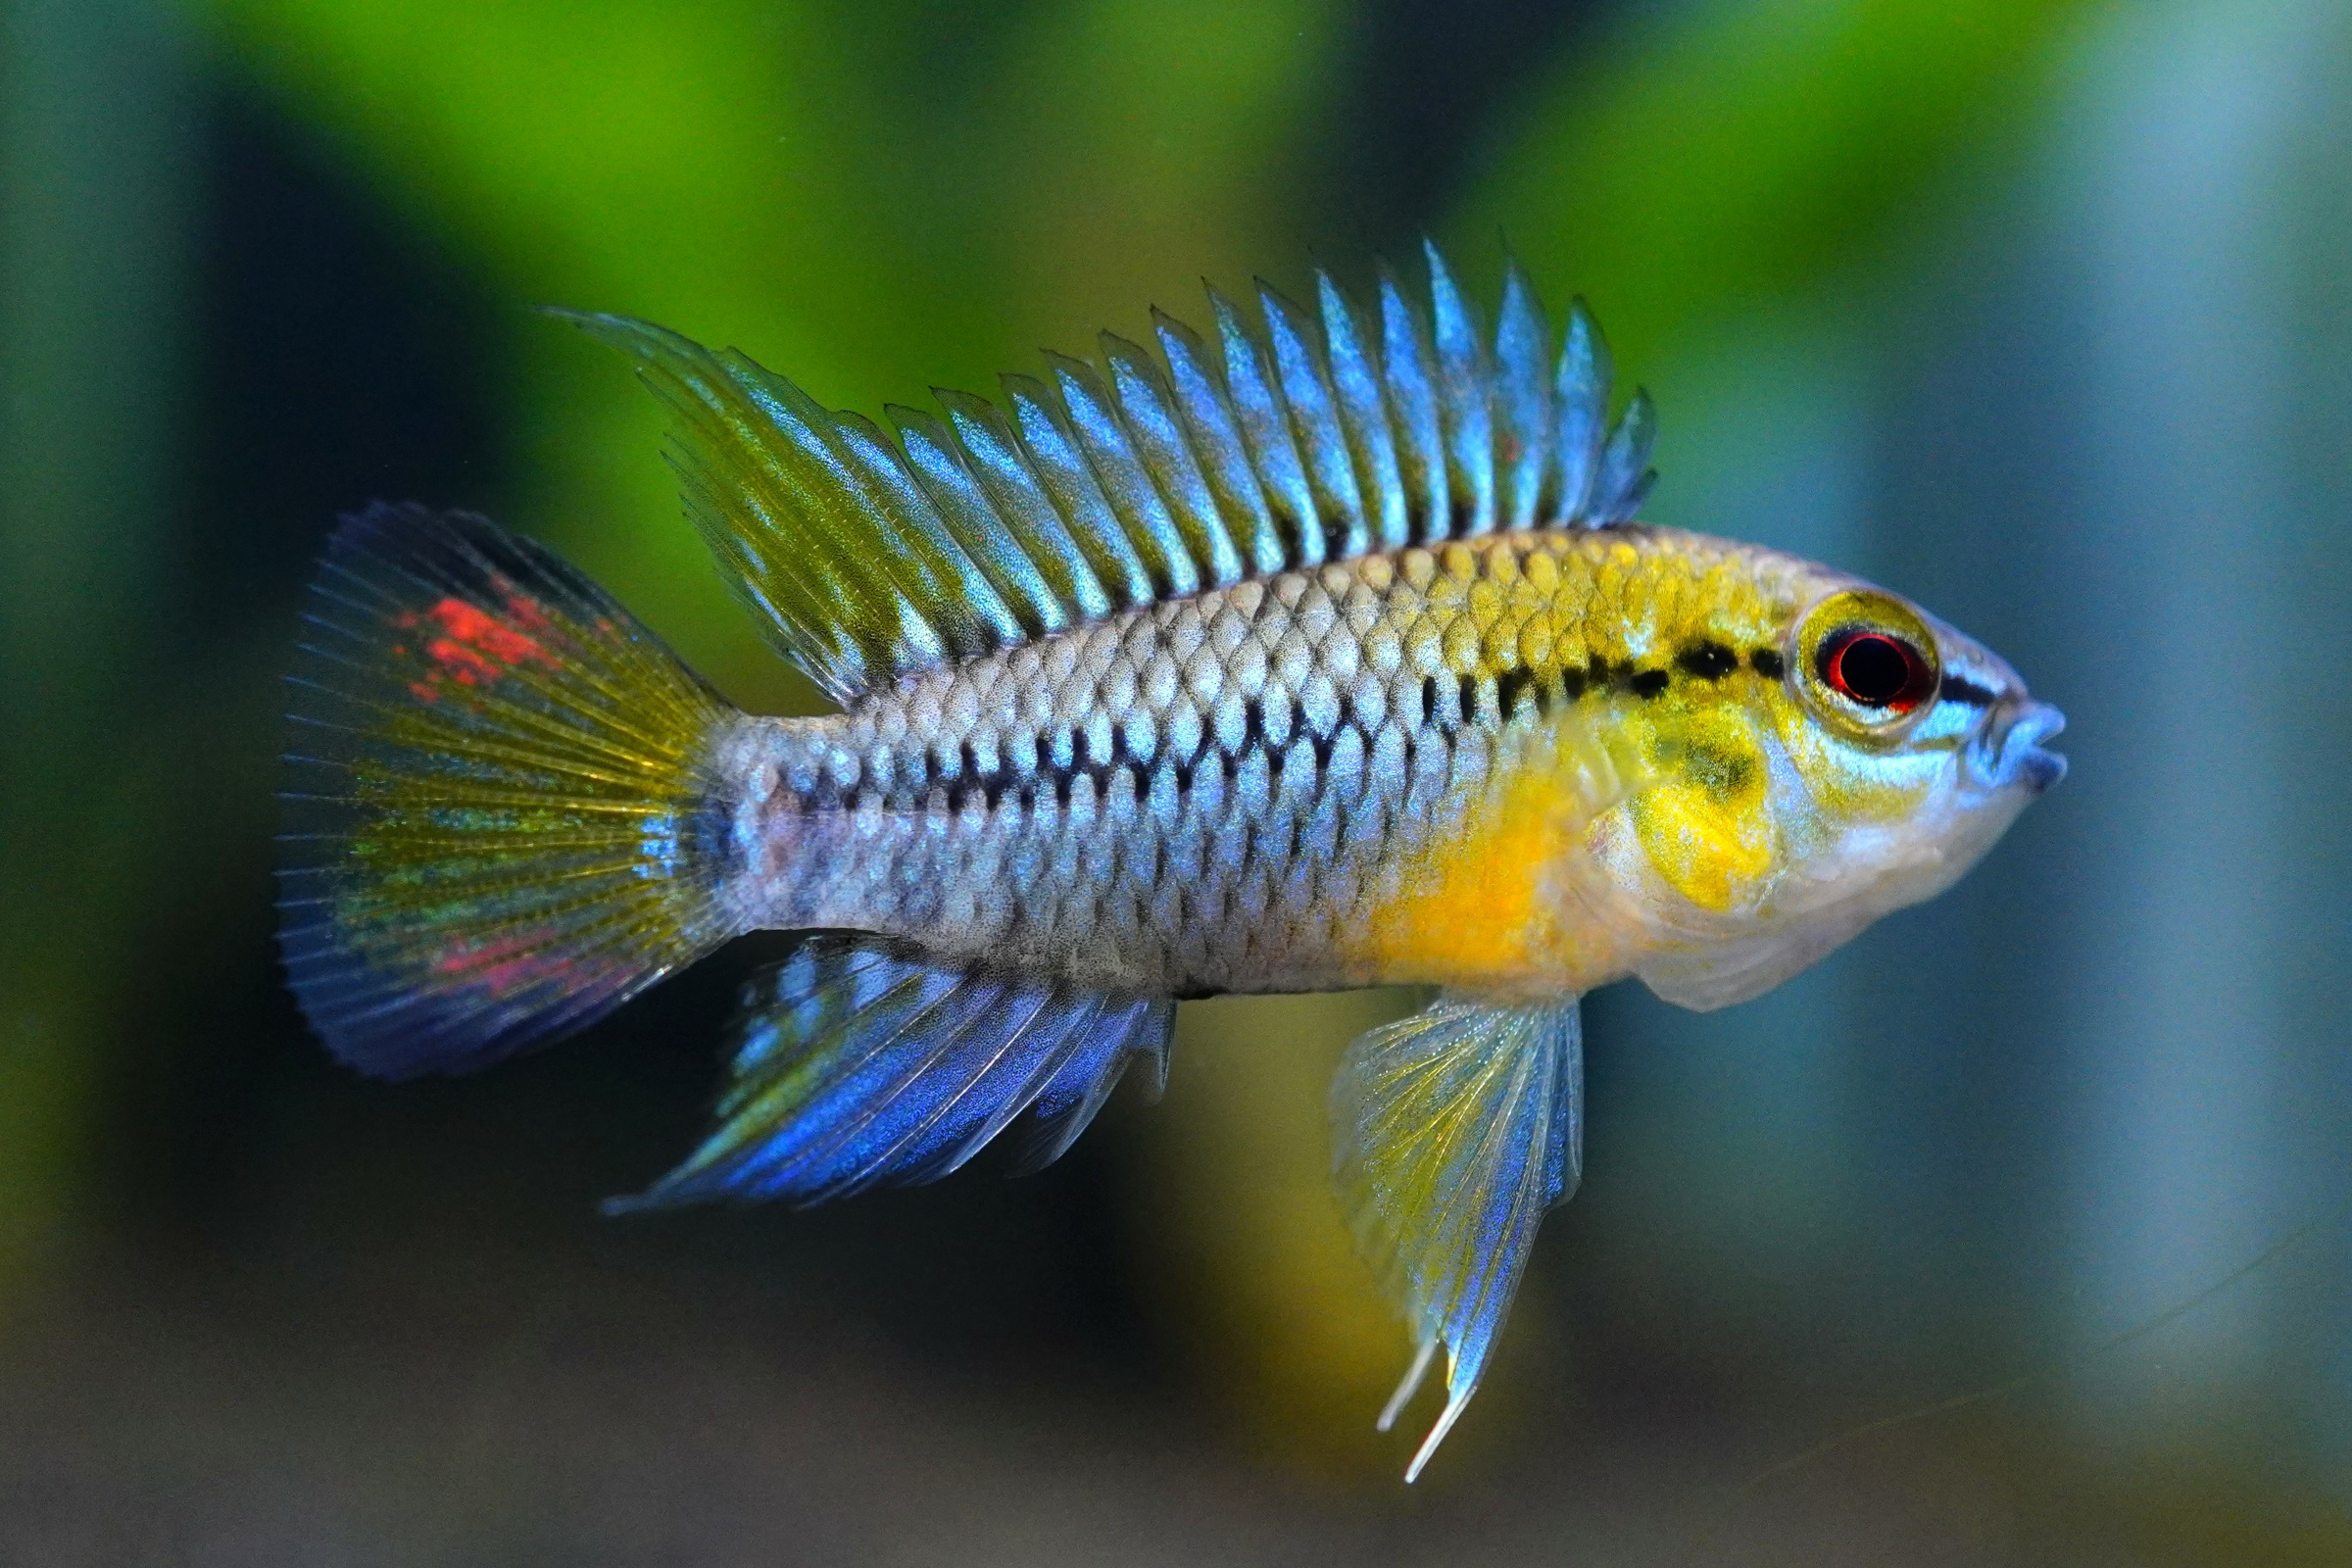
xmin=1791 ymin=589 xmax=1942 ymax=738
xmin=1818 ymin=628 xmax=1934 ymax=712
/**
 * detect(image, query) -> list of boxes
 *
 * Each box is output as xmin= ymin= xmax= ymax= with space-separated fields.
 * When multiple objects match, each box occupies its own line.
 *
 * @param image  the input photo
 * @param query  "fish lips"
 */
xmin=1980 ymin=700 xmax=2068 ymax=795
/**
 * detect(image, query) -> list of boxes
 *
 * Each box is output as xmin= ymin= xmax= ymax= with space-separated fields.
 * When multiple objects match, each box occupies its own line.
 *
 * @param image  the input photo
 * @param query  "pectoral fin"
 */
xmin=1329 ymin=995 xmax=1583 ymax=1481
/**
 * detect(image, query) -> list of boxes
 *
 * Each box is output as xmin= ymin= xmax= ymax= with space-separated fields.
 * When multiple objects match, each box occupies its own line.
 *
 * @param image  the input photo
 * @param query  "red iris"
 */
xmin=1818 ymin=628 xmax=1934 ymax=712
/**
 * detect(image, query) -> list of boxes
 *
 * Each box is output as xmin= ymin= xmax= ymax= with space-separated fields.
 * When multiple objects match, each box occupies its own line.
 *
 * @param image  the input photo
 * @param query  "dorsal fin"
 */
xmin=563 ymin=243 xmax=1656 ymax=703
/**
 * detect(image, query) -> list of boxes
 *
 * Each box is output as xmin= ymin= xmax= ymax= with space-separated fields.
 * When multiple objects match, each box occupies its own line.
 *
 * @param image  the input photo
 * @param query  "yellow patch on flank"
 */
xmin=1356 ymin=723 xmax=1627 ymax=990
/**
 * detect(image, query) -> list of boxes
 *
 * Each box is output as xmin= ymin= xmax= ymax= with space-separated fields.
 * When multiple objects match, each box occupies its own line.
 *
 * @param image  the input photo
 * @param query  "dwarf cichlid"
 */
xmin=280 ymin=245 xmax=2064 ymax=1480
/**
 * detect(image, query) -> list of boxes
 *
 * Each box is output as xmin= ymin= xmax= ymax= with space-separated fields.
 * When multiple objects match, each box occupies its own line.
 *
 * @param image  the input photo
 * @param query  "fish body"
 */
xmin=716 ymin=523 xmax=2051 ymax=1007
xmin=279 ymin=247 xmax=2062 ymax=1480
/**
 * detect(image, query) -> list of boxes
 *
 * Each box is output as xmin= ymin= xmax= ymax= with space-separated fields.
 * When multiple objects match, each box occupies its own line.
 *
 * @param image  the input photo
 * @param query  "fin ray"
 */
xmin=1493 ymin=263 xmax=1555 ymax=531
xmin=1260 ymin=281 xmax=1368 ymax=562
xmin=623 ymin=939 xmax=1173 ymax=1209
xmin=566 ymin=246 xmax=1657 ymax=700
xmin=1331 ymin=995 xmax=1584 ymax=1481
xmin=1317 ymin=270 xmax=1409 ymax=551
xmin=1426 ymin=243 xmax=1495 ymax=538
xmin=278 ymin=504 xmax=743 ymax=1078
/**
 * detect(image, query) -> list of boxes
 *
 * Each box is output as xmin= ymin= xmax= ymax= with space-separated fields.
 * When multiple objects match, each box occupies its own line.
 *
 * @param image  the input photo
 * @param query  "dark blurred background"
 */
xmin=5 ymin=1 xmax=2351 ymax=1562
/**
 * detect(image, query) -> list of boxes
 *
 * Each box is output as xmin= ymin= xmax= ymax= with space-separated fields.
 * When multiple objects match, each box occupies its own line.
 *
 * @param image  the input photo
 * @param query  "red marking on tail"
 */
xmin=434 ymin=928 xmax=565 ymax=998
xmin=393 ymin=593 xmax=564 ymax=698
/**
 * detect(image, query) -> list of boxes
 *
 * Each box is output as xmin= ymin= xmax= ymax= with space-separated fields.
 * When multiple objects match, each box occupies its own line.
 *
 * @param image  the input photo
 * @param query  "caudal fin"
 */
xmin=279 ymin=504 xmax=744 ymax=1078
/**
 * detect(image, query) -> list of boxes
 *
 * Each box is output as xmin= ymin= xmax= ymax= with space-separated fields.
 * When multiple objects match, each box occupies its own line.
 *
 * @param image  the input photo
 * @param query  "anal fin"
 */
xmin=1329 ymin=995 xmax=1583 ymax=1481
xmin=617 ymin=937 xmax=1173 ymax=1209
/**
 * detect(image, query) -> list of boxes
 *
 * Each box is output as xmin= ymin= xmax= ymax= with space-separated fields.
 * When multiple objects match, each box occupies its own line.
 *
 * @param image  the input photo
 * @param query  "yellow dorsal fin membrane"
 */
xmin=1329 ymin=994 xmax=1584 ymax=1482
xmin=562 ymin=243 xmax=1655 ymax=703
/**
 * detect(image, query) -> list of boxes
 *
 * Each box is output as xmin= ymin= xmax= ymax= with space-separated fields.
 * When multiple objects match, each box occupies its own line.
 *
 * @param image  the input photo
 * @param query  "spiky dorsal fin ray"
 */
xmin=614 ymin=937 xmax=1175 ymax=1209
xmin=564 ymin=243 xmax=1656 ymax=704
xmin=1329 ymin=996 xmax=1584 ymax=1482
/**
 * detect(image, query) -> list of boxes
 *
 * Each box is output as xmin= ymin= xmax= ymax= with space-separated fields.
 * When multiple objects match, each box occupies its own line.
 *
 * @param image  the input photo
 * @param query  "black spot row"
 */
xmin=1399 ymin=638 xmax=1798 ymax=741
xmin=822 ymin=689 xmax=1384 ymax=815
xmin=810 ymin=635 xmax=1803 ymax=815
xmin=1676 ymin=641 xmax=1739 ymax=679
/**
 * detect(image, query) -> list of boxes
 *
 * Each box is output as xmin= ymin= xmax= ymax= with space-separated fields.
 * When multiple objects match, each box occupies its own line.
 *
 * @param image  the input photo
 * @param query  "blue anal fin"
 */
xmin=1328 ymin=994 xmax=1583 ymax=1482
xmin=615 ymin=937 xmax=1173 ymax=1210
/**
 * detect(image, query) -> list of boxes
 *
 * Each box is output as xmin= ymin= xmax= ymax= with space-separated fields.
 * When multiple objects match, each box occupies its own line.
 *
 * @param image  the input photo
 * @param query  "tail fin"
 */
xmin=279 ymin=504 xmax=744 ymax=1078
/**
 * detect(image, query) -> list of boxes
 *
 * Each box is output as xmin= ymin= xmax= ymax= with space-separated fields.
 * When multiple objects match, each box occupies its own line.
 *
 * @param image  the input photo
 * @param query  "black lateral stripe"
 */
xmin=1496 ymin=665 xmax=1535 ymax=719
xmin=1750 ymin=648 xmax=1786 ymax=680
xmin=1457 ymin=674 xmax=1478 ymax=726
xmin=1938 ymin=671 xmax=1999 ymax=707
xmin=1676 ymin=641 xmax=1739 ymax=679
xmin=1630 ymin=668 xmax=1670 ymax=699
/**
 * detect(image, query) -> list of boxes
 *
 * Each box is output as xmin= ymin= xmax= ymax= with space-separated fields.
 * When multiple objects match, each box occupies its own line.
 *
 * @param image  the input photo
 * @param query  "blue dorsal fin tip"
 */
xmin=1424 ymin=239 xmax=1474 ymax=351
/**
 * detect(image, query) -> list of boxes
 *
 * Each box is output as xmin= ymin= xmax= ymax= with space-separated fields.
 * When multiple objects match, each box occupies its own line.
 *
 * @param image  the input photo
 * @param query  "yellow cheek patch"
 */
xmin=1629 ymin=707 xmax=1775 ymax=913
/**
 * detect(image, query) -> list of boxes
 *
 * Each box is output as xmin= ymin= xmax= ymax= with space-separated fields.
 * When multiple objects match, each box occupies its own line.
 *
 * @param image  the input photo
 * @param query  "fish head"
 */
xmin=1595 ymin=557 xmax=2065 ymax=1011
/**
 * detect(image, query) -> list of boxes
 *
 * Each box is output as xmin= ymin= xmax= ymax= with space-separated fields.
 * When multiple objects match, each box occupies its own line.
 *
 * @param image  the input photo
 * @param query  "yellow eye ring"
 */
xmin=1790 ymin=589 xmax=1940 ymax=740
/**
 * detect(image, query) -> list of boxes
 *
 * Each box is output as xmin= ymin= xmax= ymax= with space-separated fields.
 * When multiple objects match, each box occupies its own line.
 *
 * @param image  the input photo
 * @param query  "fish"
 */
xmin=278 ymin=244 xmax=2065 ymax=1481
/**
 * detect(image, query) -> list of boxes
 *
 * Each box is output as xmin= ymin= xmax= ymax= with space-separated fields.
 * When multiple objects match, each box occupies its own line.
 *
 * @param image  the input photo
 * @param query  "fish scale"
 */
xmin=720 ymin=525 xmax=1808 ymax=999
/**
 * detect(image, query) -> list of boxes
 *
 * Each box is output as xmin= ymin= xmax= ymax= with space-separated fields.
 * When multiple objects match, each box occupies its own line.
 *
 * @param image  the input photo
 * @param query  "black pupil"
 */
xmin=1830 ymin=633 xmax=1913 ymax=706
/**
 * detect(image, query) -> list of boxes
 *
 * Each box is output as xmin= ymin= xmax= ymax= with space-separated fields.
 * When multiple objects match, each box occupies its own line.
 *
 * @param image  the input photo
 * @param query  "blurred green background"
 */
xmin=5 ymin=0 xmax=2352 ymax=1560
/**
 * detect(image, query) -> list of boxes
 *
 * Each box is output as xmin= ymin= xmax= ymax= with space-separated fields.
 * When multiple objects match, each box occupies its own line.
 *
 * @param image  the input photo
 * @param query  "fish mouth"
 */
xmin=1984 ymin=700 xmax=2067 ymax=794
